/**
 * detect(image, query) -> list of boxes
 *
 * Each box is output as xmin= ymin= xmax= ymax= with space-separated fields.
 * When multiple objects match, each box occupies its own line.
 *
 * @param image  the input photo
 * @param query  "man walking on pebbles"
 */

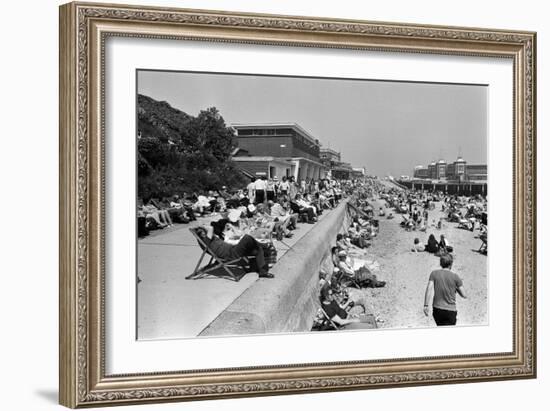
xmin=423 ymin=254 xmax=467 ymax=326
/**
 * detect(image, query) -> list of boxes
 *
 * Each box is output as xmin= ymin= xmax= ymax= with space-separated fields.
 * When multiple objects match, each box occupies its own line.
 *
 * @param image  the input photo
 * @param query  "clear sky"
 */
xmin=137 ymin=70 xmax=487 ymax=177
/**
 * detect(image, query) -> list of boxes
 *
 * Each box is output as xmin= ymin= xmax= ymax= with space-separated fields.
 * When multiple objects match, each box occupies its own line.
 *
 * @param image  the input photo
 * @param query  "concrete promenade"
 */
xmin=201 ymin=199 xmax=351 ymax=336
xmin=137 ymin=201 xmax=348 ymax=339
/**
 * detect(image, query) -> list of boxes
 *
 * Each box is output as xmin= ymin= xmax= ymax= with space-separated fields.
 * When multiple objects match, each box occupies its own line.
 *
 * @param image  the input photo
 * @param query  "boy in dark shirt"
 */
xmin=423 ymin=254 xmax=467 ymax=326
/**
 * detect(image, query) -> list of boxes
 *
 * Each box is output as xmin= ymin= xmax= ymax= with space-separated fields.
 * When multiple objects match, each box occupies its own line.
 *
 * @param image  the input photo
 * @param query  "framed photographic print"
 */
xmin=59 ymin=1 xmax=537 ymax=408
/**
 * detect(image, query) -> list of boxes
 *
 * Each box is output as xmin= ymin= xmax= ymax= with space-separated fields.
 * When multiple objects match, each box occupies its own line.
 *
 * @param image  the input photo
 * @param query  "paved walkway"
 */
xmin=137 ymin=209 xmax=335 ymax=340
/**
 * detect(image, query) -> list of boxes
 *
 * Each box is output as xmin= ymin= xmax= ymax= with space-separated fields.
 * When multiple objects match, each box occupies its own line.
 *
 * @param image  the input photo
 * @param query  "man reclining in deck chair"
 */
xmin=195 ymin=226 xmax=274 ymax=279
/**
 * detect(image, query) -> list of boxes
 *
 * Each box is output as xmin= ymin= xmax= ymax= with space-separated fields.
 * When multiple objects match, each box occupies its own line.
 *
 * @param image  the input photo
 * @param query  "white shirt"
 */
xmin=296 ymin=198 xmax=311 ymax=208
xmin=254 ymin=179 xmax=267 ymax=190
xmin=270 ymin=203 xmax=288 ymax=217
xmin=247 ymin=182 xmax=255 ymax=196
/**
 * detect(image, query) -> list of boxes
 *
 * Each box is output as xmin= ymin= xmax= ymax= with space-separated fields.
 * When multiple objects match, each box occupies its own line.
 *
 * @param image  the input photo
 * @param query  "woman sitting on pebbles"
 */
xmin=437 ymin=234 xmax=453 ymax=254
xmin=425 ymin=234 xmax=439 ymax=253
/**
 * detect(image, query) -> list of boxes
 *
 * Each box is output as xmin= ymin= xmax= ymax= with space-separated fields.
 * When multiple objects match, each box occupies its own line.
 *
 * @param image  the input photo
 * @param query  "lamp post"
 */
xmin=279 ymin=144 xmax=286 ymax=178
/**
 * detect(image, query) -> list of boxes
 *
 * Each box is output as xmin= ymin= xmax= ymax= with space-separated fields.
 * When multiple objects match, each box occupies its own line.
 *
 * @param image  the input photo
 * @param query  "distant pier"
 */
xmin=398 ymin=180 xmax=487 ymax=196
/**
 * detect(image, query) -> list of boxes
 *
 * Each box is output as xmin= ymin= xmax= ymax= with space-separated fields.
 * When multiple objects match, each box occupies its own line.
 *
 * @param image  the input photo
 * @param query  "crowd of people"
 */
xmin=139 ymin=171 xmax=487 ymax=329
xmin=378 ymin=188 xmax=488 ymax=255
xmin=394 ymin=188 xmax=487 ymax=326
xmin=401 ymin=192 xmax=488 ymax=256
xmin=137 ymin=175 xmax=350 ymax=237
xmin=138 ymin=175 xmax=364 ymax=281
xmin=313 ymin=179 xmax=390 ymax=331
xmin=313 ymin=180 xmax=488 ymax=330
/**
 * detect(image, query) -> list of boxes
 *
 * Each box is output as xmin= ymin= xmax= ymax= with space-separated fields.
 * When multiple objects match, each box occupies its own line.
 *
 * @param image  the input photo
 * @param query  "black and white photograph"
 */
xmin=3 ymin=0 xmax=544 ymax=408
xmin=136 ymin=70 xmax=488 ymax=339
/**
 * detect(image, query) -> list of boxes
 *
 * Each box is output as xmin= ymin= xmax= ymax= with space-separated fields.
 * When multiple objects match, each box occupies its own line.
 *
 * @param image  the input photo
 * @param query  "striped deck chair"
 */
xmin=186 ymin=228 xmax=250 ymax=282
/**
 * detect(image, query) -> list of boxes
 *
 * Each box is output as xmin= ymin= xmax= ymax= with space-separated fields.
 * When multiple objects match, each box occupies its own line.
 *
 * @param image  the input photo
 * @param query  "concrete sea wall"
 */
xmin=200 ymin=199 xmax=351 ymax=336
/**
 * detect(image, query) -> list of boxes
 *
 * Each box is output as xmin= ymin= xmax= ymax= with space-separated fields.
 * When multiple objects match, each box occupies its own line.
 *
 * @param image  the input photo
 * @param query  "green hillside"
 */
xmin=137 ymin=94 xmax=247 ymax=199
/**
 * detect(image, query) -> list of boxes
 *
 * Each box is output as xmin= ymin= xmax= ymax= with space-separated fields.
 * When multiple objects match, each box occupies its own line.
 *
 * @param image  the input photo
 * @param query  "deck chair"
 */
xmin=347 ymin=202 xmax=369 ymax=220
xmin=319 ymin=306 xmax=378 ymax=330
xmin=457 ymin=218 xmax=471 ymax=230
xmin=344 ymin=273 xmax=363 ymax=289
xmin=332 ymin=265 xmax=362 ymax=290
xmin=320 ymin=306 xmax=340 ymax=330
xmin=289 ymin=201 xmax=312 ymax=223
xmin=479 ymin=234 xmax=488 ymax=254
xmin=186 ymin=228 xmax=250 ymax=281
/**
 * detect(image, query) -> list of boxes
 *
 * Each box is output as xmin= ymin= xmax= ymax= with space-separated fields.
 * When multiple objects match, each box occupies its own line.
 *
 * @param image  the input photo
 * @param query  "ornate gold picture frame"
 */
xmin=59 ymin=2 xmax=536 ymax=408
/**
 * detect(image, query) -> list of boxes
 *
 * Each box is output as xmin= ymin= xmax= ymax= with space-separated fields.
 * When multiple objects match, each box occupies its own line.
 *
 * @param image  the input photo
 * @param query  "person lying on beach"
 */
xmin=411 ymin=238 xmax=425 ymax=252
xmin=418 ymin=218 xmax=427 ymax=232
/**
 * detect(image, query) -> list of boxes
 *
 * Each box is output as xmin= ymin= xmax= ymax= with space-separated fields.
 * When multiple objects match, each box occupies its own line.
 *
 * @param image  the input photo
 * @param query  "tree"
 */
xmin=137 ymin=95 xmax=247 ymax=199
